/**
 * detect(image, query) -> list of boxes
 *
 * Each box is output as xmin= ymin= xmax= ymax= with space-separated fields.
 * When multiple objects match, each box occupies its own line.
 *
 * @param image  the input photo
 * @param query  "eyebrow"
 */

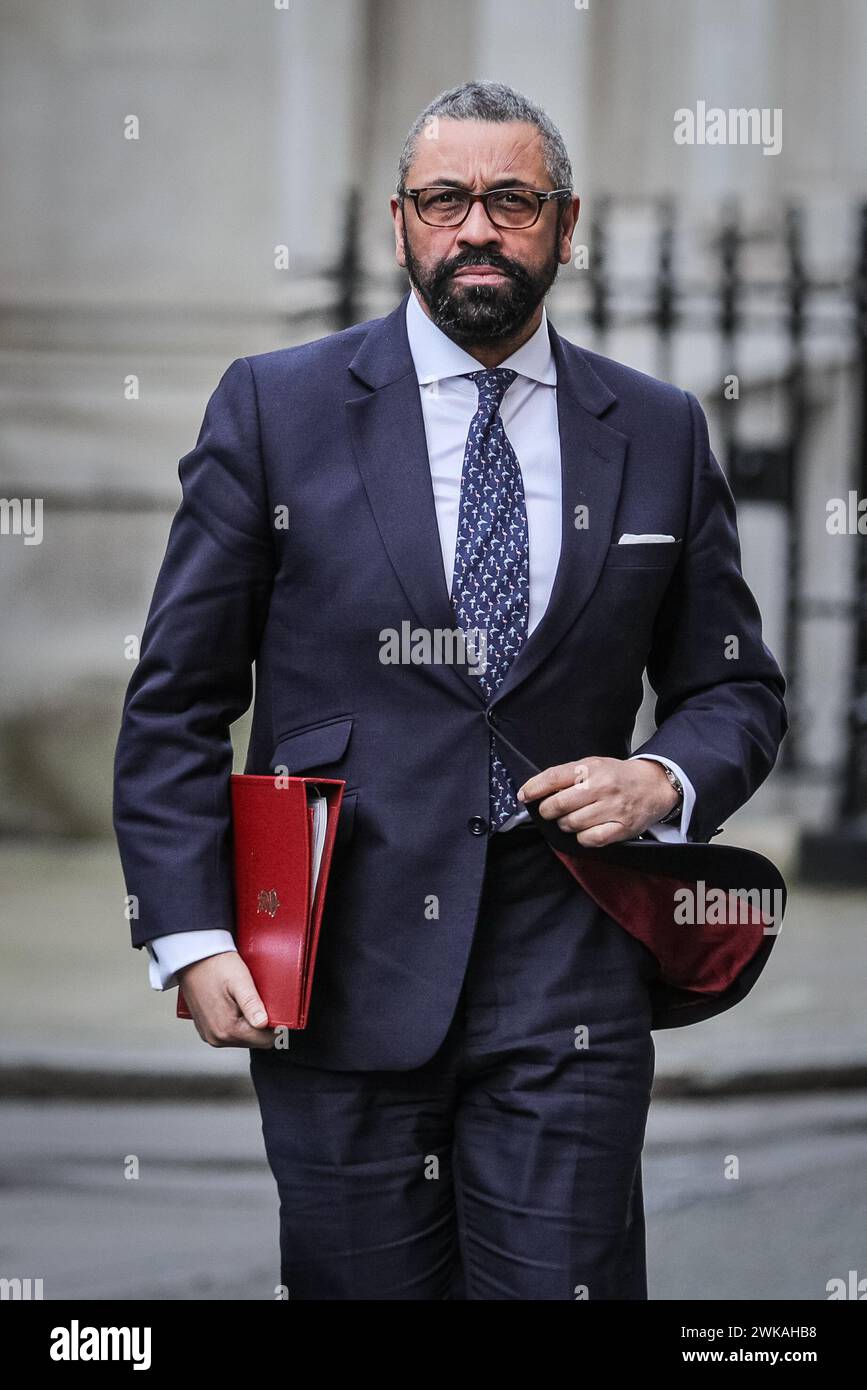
xmin=418 ymin=176 xmax=538 ymax=190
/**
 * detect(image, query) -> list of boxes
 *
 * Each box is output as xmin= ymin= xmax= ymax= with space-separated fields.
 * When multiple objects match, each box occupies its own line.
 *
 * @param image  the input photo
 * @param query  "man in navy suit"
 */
xmin=113 ymin=81 xmax=786 ymax=1299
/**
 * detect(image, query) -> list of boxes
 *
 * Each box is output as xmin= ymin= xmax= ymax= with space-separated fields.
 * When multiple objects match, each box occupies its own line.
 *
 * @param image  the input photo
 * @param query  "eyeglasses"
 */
xmin=400 ymin=185 xmax=572 ymax=230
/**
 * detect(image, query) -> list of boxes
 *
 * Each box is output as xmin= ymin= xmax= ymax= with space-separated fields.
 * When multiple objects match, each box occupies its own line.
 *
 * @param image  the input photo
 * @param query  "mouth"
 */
xmin=451 ymin=266 xmax=511 ymax=286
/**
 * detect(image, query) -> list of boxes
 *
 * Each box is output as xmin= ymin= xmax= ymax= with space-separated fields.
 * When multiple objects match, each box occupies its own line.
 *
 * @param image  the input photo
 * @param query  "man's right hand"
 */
xmin=177 ymin=952 xmax=276 ymax=1049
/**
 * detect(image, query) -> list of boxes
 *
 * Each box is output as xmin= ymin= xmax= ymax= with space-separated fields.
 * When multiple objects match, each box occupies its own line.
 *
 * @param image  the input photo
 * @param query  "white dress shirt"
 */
xmin=145 ymin=290 xmax=695 ymax=990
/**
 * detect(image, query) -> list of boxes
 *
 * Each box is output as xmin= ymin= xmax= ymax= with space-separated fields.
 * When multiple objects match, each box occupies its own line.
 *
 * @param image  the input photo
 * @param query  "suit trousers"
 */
xmin=248 ymin=823 xmax=659 ymax=1300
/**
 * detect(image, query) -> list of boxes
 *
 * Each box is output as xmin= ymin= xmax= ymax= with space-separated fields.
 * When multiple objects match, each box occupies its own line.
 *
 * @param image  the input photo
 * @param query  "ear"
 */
xmin=390 ymin=197 xmax=407 ymax=268
xmin=558 ymin=196 xmax=581 ymax=265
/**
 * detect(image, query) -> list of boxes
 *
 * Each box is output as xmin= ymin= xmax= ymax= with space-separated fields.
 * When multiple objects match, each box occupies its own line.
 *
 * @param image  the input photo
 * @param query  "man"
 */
xmin=113 ymin=80 xmax=786 ymax=1300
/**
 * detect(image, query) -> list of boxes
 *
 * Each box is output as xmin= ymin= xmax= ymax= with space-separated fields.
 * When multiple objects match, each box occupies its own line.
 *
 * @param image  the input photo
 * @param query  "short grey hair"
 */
xmin=396 ymin=80 xmax=573 ymax=196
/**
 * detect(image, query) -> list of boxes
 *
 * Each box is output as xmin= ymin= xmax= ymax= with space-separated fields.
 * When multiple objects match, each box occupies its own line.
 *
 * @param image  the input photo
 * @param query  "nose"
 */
xmin=456 ymin=199 xmax=503 ymax=247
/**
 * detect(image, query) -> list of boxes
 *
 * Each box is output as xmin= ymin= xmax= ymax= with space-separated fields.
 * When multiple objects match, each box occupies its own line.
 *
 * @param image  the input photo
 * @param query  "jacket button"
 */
xmin=468 ymin=815 xmax=489 ymax=836
xmin=488 ymin=711 xmax=499 ymax=727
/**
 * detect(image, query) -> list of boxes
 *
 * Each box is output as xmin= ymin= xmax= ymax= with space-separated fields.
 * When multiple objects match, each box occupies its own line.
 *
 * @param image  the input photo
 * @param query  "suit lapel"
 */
xmin=491 ymin=320 xmax=628 ymax=704
xmin=345 ymin=293 xmax=629 ymax=708
xmin=345 ymin=295 xmax=485 ymax=702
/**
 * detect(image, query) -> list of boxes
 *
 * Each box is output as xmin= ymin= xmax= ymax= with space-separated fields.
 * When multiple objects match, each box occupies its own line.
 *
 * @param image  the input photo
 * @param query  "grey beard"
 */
xmin=402 ymin=233 xmax=560 ymax=348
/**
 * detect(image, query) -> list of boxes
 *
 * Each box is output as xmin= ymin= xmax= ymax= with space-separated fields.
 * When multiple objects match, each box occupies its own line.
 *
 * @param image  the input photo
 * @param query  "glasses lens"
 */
xmin=417 ymin=189 xmax=471 ymax=225
xmin=487 ymin=191 xmax=540 ymax=226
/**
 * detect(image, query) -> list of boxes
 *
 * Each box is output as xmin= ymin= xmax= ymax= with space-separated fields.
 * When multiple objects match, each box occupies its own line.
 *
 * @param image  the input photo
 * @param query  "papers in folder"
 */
xmin=307 ymin=785 xmax=329 ymax=906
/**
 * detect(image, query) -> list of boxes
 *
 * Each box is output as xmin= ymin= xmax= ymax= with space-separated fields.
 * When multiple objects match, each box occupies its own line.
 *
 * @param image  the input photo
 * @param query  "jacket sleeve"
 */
xmin=113 ymin=357 xmax=276 ymax=949
xmin=631 ymin=388 xmax=788 ymax=842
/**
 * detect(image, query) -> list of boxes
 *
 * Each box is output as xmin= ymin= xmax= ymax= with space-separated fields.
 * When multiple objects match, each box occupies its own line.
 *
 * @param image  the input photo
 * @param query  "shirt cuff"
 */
xmin=628 ymin=754 xmax=696 ymax=843
xmin=146 ymin=930 xmax=238 ymax=991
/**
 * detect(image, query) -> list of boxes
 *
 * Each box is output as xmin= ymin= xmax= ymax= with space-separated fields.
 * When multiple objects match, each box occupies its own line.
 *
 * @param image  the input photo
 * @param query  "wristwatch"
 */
xmin=657 ymin=765 xmax=684 ymax=825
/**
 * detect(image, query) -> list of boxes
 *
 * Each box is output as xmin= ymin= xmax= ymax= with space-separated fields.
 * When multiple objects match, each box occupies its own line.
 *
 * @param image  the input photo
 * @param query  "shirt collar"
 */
xmin=405 ymin=286 xmax=556 ymax=387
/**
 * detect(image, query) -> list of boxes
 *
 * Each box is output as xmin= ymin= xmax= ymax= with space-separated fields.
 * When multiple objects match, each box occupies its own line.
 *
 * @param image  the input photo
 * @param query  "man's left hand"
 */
xmin=517 ymin=756 xmax=680 ymax=847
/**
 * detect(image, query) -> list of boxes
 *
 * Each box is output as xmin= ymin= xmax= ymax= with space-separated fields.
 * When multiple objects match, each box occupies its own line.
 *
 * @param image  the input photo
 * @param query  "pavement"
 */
xmin=5 ymin=1091 xmax=866 ymax=1300
xmin=1 ymin=812 xmax=866 ymax=1099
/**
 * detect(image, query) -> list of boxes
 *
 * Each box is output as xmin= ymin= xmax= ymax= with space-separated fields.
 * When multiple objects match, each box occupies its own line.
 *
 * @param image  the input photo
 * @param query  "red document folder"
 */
xmin=176 ymin=774 xmax=345 ymax=1029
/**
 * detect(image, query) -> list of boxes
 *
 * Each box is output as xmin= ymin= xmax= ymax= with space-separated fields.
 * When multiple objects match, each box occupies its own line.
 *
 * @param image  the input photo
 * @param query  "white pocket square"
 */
xmin=617 ymin=533 xmax=676 ymax=544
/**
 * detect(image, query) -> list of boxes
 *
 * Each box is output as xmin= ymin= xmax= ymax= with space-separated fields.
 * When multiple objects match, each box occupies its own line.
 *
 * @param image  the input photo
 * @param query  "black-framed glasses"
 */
xmin=400 ymin=185 xmax=572 ymax=229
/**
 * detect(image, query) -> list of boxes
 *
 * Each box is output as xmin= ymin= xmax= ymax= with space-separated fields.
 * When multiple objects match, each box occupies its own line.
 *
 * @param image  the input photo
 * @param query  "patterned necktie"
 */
xmin=449 ymin=367 xmax=530 ymax=828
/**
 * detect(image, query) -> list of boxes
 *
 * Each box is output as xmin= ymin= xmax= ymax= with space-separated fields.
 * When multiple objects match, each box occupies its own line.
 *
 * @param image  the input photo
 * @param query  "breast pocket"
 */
xmin=271 ymin=715 xmax=357 ymax=848
xmin=603 ymin=539 xmax=683 ymax=570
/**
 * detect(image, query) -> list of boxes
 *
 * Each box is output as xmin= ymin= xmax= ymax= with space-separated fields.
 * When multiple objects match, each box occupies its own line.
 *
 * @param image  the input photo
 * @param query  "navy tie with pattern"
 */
xmin=449 ymin=367 xmax=530 ymax=829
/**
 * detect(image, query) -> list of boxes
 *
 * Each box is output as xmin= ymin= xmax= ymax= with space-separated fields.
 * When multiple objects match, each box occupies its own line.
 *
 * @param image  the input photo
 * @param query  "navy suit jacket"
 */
xmin=113 ymin=290 xmax=787 ymax=1070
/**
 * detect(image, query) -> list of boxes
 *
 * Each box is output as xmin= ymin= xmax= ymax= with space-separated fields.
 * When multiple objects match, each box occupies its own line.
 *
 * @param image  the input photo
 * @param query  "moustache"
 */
xmin=441 ymin=257 xmax=526 ymax=284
